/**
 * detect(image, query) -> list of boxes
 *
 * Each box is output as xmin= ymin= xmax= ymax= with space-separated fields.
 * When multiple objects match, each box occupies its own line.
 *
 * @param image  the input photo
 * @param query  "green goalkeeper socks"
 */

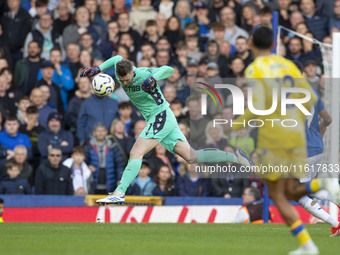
xmin=116 ymin=159 xmax=142 ymax=194
xmin=197 ymin=148 xmax=237 ymax=163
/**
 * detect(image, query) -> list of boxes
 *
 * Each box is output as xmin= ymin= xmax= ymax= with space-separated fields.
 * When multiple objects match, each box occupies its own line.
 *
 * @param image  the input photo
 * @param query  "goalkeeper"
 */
xmin=80 ymin=55 xmax=252 ymax=204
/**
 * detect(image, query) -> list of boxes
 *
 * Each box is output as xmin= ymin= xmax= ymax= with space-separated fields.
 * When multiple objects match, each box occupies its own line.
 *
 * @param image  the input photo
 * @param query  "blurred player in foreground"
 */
xmin=80 ymin=55 xmax=252 ymax=205
xmin=232 ymin=26 xmax=340 ymax=255
xmin=292 ymin=60 xmax=340 ymax=237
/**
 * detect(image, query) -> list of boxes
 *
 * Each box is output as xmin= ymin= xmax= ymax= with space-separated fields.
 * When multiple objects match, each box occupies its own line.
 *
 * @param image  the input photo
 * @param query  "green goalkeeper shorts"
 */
xmin=139 ymin=107 xmax=187 ymax=154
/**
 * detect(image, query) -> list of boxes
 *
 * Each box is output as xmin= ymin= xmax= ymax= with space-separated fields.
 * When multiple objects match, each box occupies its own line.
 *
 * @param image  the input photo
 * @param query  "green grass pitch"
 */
xmin=0 ymin=223 xmax=337 ymax=255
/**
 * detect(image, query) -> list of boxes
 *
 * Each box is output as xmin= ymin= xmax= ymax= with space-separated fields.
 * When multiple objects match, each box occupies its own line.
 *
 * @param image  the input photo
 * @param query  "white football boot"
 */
xmin=96 ymin=190 xmax=125 ymax=205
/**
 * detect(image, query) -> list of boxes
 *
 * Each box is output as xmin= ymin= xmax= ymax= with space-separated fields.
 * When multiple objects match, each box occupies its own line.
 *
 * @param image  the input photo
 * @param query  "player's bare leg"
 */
xmin=96 ymin=137 xmax=159 ymax=205
xmin=267 ymin=179 xmax=319 ymax=255
xmin=173 ymin=140 xmax=253 ymax=166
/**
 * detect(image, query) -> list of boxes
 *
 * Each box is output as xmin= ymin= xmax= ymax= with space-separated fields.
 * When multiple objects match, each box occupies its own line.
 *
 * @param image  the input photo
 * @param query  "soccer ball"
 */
xmin=91 ymin=74 xmax=115 ymax=97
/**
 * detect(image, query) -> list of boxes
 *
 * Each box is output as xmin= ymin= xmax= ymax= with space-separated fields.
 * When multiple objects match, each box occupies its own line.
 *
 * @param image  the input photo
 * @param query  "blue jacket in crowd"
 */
xmin=77 ymin=95 xmax=119 ymax=143
xmin=34 ymin=161 xmax=74 ymax=195
xmin=37 ymin=129 xmax=74 ymax=161
xmin=37 ymin=65 xmax=75 ymax=111
xmin=127 ymin=176 xmax=157 ymax=196
xmin=0 ymin=175 xmax=31 ymax=194
xmin=0 ymin=131 xmax=32 ymax=159
xmin=177 ymin=173 xmax=210 ymax=197
xmin=84 ymin=136 xmax=125 ymax=193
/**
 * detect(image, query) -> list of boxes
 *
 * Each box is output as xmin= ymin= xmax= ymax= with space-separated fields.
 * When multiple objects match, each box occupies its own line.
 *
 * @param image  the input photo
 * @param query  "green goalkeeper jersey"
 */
xmin=99 ymin=55 xmax=174 ymax=120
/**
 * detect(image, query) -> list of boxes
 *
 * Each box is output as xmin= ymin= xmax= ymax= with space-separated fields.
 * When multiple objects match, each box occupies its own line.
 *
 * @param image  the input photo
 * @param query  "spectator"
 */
xmin=16 ymin=96 xmax=30 ymax=125
xmin=165 ymin=66 xmax=189 ymax=106
xmin=206 ymin=62 xmax=223 ymax=84
xmin=117 ymin=12 xmax=141 ymax=49
xmin=228 ymin=56 xmax=245 ymax=78
xmin=138 ymin=42 xmax=156 ymax=66
xmin=14 ymin=41 xmax=43 ymax=96
xmin=177 ymin=163 xmax=210 ymax=197
xmin=215 ymin=6 xmax=248 ymax=45
xmin=286 ymin=37 xmax=314 ymax=66
xmin=164 ymin=16 xmax=184 ymax=50
xmin=100 ymin=20 xmax=120 ymax=60
xmin=187 ymin=96 xmax=209 ymax=149
xmin=149 ymin=143 xmax=175 ymax=176
xmin=97 ymin=0 xmax=113 ymax=38
xmin=142 ymin=20 xmax=160 ymax=46
xmin=277 ymin=0 xmax=291 ymax=28
xmin=186 ymin=58 xmax=199 ymax=76
xmin=235 ymin=36 xmax=253 ymax=67
xmin=24 ymin=13 xmax=62 ymax=61
xmin=230 ymin=128 xmax=255 ymax=156
xmin=162 ymin=85 xmax=176 ymax=104
xmin=259 ymin=6 xmax=273 ymax=27
xmin=170 ymin=98 xmax=186 ymax=123
xmin=111 ymin=0 xmax=128 ymax=20
xmin=241 ymin=4 xmax=257 ymax=33
xmin=35 ymin=147 xmax=73 ymax=195
xmin=77 ymin=50 xmax=93 ymax=80
xmin=175 ymin=0 xmax=194 ymax=30
xmin=201 ymin=40 xmax=229 ymax=78
xmin=205 ymin=122 xmax=228 ymax=150
xmin=115 ymin=44 xmax=130 ymax=61
xmin=303 ymin=60 xmax=320 ymax=89
xmin=109 ymin=118 xmax=134 ymax=164
xmin=118 ymin=102 xmax=133 ymax=135
xmin=35 ymin=61 xmax=63 ymax=114
xmin=63 ymin=43 xmax=82 ymax=80
xmin=0 ymin=0 xmax=31 ymax=63
xmin=65 ymin=77 xmax=92 ymax=131
xmin=120 ymin=32 xmax=137 ymax=63
xmin=19 ymin=106 xmax=45 ymax=171
xmin=0 ymin=162 xmax=31 ymax=194
xmin=77 ymin=90 xmax=119 ymax=144
xmin=153 ymin=0 xmax=174 ymax=19
xmin=80 ymin=32 xmax=103 ymax=61
xmin=290 ymin=11 xmax=305 ymax=30
xmin=138 ymin=58 xmax=152 ymax=67
xmin=0 ymin=75 xmax=16 ymax=115
xmin=131 ymin=119 xmax=146 ymax=139
xmin=156 ymin=49 xmax=171 ymax=67
xmin=194 ymin=2 xmax=210 ymax=39
xmin=156 ymin=37 xmax=172 ymax=52
xmin=330 ymin=0 xmax=340 ymax=32
xmin=211 ymin=22 xmax=227 ymax=46
xmin=37 ymin=48 xmax=75 ymax=111
xmin=130 ymin=0 xmax=157 ymax=35
xmin=38 ymin=112 xmax=74 ymax=161
xmin=186 ymin=36 xmax=202 ymax=61
xmin=231 ymin=187 xmax=269 ymax=223
xmin=0 ymin=115 xmax=32 ymax=160
xmin=4 ymin=145 xmax=33 ymax=183
xmin=301 ymin=0 xmax=329 ymax=41
xmin=152 ymin=164 xmax=177 ymax=196
xmin=63 ymin=146 xmax=93 ymax=195
xmin=53 ymin=0 xmax=72 ymax=35
xmin=126 ymin=160 xmax=156 ymax=196
xmin=28 ymin=0 xmax=49 ymax=27
xmin=155 ymin=13 xmax=167 ymax=36
xmin=62 ymin=6 xmax=103 ymax=49
xmin=84 ymin=123 xmax=125 ymax=193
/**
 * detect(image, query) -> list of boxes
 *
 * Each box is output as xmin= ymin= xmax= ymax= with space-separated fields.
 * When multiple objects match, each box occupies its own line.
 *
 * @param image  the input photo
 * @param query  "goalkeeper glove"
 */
xmin=80 ymin=66 xmax=101 ymax=77
xmin=142 ymin=76 xmax=157 ymax=93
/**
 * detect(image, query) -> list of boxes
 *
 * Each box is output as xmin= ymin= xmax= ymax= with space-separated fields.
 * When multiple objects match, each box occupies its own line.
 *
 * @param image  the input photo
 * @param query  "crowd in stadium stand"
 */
xmin=0 ymin=0 xmax=337 ymax=197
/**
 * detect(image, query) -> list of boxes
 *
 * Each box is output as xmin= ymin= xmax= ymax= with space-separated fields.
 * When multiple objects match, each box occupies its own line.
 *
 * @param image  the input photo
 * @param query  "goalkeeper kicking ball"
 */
xmin=91 ymin=74 xmax=115 ymax=97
